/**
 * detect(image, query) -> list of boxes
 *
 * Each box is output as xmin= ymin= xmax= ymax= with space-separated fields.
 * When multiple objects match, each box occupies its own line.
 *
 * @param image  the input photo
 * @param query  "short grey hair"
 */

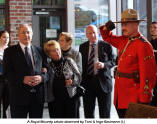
xmin=18 ymin=24 xmax=33 ymax=35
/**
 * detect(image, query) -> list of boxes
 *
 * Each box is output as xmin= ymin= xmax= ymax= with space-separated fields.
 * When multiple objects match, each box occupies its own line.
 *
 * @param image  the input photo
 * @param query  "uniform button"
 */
xmin=134 ymin=84 xmax=136 ymax=86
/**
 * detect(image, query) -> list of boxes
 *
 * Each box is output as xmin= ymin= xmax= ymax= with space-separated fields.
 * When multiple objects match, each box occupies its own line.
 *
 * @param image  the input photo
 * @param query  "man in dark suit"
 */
xmin=3 ymin=24 xmax=48 ymax=118
xmin=79 ymin=25 xmax=115 ymax=118
xmin=149 ymin=22 xmax=157 ymax=106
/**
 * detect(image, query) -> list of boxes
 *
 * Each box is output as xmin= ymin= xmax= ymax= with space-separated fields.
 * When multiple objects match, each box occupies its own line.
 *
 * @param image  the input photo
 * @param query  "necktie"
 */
xmin=25 ymin=47 xmax=34 ymax=75
xmin=87 ymin=44 xmax=96 ymax=75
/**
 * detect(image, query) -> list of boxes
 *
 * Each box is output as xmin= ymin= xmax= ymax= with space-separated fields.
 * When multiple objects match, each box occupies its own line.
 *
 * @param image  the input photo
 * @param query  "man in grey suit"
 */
xmin=79 ymin=25 xmax=115 ymax=118
xmin=3 ymin=24 xmax=48 ymax=118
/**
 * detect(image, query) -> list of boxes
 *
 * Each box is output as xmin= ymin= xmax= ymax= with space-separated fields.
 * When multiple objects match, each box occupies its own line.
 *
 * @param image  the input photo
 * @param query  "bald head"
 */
xmin=86 ymin=25 xmax=99 ymax=44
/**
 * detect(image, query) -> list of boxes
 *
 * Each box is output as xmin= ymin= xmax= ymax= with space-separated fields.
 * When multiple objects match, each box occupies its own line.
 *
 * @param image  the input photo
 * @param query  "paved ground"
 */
xmin=43 ymin=76 xmax=119 ymax=118
xmin=43 ymin=78 xmax=119 ymax=118
xmin=43 ymin=97 xmax=119 ymax=118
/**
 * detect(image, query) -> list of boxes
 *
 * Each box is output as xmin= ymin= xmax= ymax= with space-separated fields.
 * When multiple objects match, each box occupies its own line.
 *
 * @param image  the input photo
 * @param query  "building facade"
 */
xmin=1 ymin=0 xmax=156 ymax=47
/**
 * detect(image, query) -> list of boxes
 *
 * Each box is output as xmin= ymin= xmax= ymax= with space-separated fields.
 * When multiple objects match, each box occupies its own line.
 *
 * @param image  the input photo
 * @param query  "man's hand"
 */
xmin=31 ymin=75 xmax=43 ymax=86
xmin=95 ymin=62 xmax=105 ymax=69
xmin=23 ymin=75 xmax=43 ymax=86
xmin=23 ymin=76 xmax=35 ymax=86
xmin=42 ymin=68 xmax=47 ymax=73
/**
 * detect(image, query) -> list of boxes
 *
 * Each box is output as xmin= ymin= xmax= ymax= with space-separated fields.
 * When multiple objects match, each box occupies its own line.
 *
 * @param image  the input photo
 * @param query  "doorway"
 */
xmin=32 ymin=9 xmax=67 ymax=47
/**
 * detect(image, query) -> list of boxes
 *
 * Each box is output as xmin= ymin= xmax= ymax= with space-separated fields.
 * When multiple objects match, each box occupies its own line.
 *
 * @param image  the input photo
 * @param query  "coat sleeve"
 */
xmin=99 ymin=25 xmax=125 ymax=49
xmin=3 ymin=48 xmax=24 ymax=86
xmin=66 ymin=58 xmax=82 ymax=85
xmin=36 ymin=47 xmax=49 ymax=83
xmin=137 ymin=42 xmax=156 ymax=103
xmin=103 ymin=43 xmax=116 ymax=71
xmin=75 ymin=51 xmax=82 ymax=75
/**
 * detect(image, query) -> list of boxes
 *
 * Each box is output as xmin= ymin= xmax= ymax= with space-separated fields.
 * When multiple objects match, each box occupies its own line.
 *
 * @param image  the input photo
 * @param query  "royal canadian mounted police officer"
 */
xmin=99 ymin=9 xmax=156 ymax=118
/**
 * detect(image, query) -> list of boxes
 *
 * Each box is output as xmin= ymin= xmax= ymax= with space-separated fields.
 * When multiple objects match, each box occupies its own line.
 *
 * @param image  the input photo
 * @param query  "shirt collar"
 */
xmin=19 ymin=42 xmax=31 ymax=52
xmin=89 ymin=40 xmax=98 ymax=46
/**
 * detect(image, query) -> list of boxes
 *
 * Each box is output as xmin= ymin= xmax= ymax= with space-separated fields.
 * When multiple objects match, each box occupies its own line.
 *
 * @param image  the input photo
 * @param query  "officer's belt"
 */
xmin=116 ymin=70 xmax=140 ymax=83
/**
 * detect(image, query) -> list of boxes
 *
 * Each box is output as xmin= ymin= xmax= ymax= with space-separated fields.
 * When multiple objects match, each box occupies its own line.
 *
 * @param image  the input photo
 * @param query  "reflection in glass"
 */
xmin=74 ymin=0 xmax=108 ymax=45
xmin=134 ymin=0 xmax=147 ymax=37
xmin=50 ymin=16 xmax=60 ymax=29
xmin=33 ymin=0 xmax=51 ymax=5
xmin=39 ymin=16 xmax=61 ymax=46
xmin=56 ymin=0 xmax=64 ymax=5
xmin=152 ymin=0 xmax=157 ymax=21
xmin=0 ymin=0 xmax=5 ymax=4
xmin=0 ymin=9 xmax=5 ymax=30
xmin=122 ymin=0 xmax=128 ymax=11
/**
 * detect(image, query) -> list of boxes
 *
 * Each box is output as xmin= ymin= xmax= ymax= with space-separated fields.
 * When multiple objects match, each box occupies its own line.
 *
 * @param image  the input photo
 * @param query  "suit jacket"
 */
xmin=3 ymin=44 xmax=48 ymax=106
xmin=79 ymin=40 xmax=115 ymax=93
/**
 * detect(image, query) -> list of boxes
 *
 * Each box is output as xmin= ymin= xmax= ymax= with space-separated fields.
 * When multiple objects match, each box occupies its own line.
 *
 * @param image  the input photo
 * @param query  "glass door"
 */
xmin=39 ymin=16 xmax=62 ymax=46
xmin=32 ymin=9 xmax=66 ymax=47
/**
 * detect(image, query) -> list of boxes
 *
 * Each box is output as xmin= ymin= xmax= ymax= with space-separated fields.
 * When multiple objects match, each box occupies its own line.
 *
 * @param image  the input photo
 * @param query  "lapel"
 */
xmin=31 ymin=45 xmax=38 ymax=69
xmin=84 ymin=41 xmax=90 ymax=64
xmin=17 ymin=44 xmax=28 ymax=66
xmin=98 ymin=41 xmax=101 ymax=58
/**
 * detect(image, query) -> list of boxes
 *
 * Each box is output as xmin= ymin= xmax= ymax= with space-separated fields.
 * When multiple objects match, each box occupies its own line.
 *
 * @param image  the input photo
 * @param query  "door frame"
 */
xmin=32 ymin=7 xmax=67 ymax=47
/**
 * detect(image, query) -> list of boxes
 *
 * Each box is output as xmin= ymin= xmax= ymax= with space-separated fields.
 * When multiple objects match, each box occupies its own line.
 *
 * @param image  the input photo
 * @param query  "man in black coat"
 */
xmin=3 ymin=24 xmax=48 ymax=118
xmin=79 ymin=25 xmax=115 ymax=118
xmin=149 ymin=22 xmax=157 ymax=106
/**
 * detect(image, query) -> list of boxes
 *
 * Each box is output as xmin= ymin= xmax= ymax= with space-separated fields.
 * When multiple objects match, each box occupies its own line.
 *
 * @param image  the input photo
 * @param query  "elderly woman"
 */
xmin=59 ymin=32 xmax=82 ymax=74
xmin=44 ymin=40 xmax=81 ymax=118
xmin=59 ymin=32 xmax=82 ymax=117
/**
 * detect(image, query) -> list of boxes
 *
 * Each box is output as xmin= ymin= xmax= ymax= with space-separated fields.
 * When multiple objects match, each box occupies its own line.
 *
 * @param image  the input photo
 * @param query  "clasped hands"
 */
xmin=23 ymin=75 xmax=42 ymax=87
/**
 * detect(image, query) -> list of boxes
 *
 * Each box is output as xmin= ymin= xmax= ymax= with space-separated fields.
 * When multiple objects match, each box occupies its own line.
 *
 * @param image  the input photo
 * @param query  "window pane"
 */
xmin=39 ymin=16 xmax=62 ymax=46
xmin=33 ymin=0 xmax=51 ymax=5
xmin=0 ymin=9 xmax=5 ymax=30
xmin=74 ymin=0 xmax=108 ymax=46
xmin=152 ymin=0 xmax=157 ymax=21
xmin=55 ymin=0 xmax=64 ymax=5
xmin=0 ymin=0 xmax=5 ymax=4
xmin=122 ymin=0 xmax=128 ymax=11
xmin=134 ymin=0 xmax=147 ymax=37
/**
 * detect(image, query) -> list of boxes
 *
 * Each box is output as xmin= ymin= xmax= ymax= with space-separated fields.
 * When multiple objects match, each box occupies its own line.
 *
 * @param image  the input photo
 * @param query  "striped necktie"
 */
xmin=87 ymin=44 xmax=96 ymax=75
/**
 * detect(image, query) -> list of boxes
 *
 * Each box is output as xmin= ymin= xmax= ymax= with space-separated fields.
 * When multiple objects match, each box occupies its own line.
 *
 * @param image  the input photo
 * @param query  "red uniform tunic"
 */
xmin=100 ymin=26 xmax=156 ymax=109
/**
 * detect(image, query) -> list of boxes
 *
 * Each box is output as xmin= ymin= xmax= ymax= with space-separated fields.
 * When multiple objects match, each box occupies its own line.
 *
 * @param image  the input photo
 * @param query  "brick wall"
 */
xmin=9 ymin=0 xmax=32 ymax=45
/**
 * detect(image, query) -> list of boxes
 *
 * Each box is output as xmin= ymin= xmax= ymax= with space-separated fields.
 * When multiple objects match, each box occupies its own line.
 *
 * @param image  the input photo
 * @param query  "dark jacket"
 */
xmin=3 ymin=44 xmax=48 ymax=106
xmin=79 ymin=40 xmax=115 ymax=93
xmin=150 ymin=38 xmax=157 ymax=64
xmin=45 ymin=57 xmax=81 ymax=102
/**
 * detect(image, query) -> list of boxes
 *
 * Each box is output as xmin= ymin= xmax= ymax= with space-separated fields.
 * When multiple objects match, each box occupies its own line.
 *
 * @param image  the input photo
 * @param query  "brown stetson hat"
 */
xmin=114 ymin=9 xmax=146 ymax=23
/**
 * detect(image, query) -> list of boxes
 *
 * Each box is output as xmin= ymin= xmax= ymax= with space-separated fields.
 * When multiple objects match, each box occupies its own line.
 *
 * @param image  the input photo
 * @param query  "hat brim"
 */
xmin=113 ymin=19 xmax=146 ymax=23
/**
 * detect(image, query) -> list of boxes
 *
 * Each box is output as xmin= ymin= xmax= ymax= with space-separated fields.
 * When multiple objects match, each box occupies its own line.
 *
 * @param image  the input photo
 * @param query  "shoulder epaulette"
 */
xmin=139 ymin=36 xmax=147 ymax=42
